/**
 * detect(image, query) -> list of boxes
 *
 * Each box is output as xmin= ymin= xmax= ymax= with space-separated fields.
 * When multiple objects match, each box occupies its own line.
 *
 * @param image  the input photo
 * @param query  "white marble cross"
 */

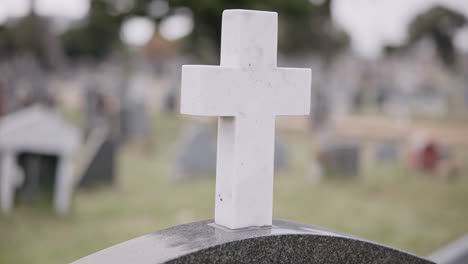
xmin=181 ymin=9 xmax=311 ymax=229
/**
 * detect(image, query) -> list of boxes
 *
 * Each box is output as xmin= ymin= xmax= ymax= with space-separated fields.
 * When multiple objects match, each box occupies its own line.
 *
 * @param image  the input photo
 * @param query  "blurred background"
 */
xmin=0 ymin=0 xmax=467 ymax=263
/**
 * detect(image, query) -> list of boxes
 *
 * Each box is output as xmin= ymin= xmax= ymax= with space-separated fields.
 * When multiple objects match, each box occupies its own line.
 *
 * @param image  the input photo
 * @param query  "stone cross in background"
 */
xmin=181 ymin=10 xmax=311 ymax=229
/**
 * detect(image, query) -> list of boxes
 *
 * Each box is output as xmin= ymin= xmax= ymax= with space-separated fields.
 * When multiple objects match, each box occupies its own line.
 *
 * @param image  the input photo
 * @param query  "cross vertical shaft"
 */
xmin=216 ymin=115 xmax=276 ymax=228
xmin=180 ymin=9 xmax=311 ymax=229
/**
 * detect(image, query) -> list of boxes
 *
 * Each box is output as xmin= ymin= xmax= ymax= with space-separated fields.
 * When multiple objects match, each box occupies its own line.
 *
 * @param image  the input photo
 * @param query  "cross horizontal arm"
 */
xmin=181 ymin=65 xmax=243 ymax=116
xmin=273 ymin=67 xmax=312 ymax=116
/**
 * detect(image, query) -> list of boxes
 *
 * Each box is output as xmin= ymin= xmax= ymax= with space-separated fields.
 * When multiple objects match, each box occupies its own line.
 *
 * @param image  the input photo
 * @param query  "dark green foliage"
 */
xmin=168 ymin=0 xmax=348 ymax=62
xmin=408 ymin=6 xmax=466 ymax=67
xmin=0 ymin=26 xmax=15 ymax=57
xmin=1 ymin=0 xmax=348 ymax=61
xmin=62 ymin=0 xmax=125 ymax=59
xmin=387 ymin=6 xmax=466 ymax=68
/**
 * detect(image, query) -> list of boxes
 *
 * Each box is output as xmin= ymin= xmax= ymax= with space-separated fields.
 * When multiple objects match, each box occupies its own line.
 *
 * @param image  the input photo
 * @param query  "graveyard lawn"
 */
xmin=1 ymin=113 xmax=468 ymax=264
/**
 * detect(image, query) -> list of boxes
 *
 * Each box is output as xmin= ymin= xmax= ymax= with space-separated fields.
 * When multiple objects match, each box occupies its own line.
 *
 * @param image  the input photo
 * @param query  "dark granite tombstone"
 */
xmin=78 ymin=139 xmax=116 ymax=187
xmin=16 ymin=152 xmax=58 ymax=203
xmin=80 ymin=84 xmax=117 ymax=187
xmin=73 ymin=219 xmax=434 ymax=264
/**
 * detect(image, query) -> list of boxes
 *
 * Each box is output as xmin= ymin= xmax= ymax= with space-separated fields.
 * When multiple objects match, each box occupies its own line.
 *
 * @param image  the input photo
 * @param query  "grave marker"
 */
xmin=181 ymin=9 xmax=311 ymax=229
xmin=72 ymin=10 xmax=435 ymax=264
xmin=0 ymin=105 xmax=80 ymax=215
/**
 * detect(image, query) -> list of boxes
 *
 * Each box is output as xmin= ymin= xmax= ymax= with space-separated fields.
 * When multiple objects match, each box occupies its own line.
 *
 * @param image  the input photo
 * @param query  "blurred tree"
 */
xmin=409 ymin=6 xmax=466 ymax=67
xmin=57 ymin=0 xmax=347 ymax=62
xmin=0 ymin=26 xmax=15 ymax=58
xmin=167 ymin=0 xmax=348 ymax=62
xmin=62 ymin=0 xmax=125 ymax=59
xmin=0 ymin=0 xmax=66 ymax=70
xmin=12 ymin=9 xmax=66 ymax=70
xmin=386 ymin=6 xmax=466 ymax=69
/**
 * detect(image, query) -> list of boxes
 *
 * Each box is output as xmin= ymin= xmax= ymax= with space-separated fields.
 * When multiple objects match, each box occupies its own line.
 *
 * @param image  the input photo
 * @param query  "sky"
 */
xmin=331 ymin=0 xmax=468 ymax=58
xmin=0 ymin=0 xmax=467 ymax=57
xmin=0 ymin=0 xmax=89 ymax=20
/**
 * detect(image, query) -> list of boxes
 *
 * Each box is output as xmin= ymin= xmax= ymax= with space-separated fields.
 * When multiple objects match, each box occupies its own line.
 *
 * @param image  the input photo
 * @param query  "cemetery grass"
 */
xmin=1 ymin=114 xmax=468 ymax=264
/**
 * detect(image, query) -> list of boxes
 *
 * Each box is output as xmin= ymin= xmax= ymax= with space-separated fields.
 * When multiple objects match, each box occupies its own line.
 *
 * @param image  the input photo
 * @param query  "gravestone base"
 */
xmin=73 ymin=219 xmax=434 ymax=264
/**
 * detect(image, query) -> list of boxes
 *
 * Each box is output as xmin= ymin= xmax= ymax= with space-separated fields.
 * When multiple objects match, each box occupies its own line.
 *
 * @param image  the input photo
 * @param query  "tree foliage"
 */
xmin=62 ymin=0 xmax=125 ymax=59
xmin=167 ymin=0 xmax=348 ymax=61
xmin=1 ymin=0 xmax=348 ymax=61
xmin=386 ymin=6 xmax=466 ymax=68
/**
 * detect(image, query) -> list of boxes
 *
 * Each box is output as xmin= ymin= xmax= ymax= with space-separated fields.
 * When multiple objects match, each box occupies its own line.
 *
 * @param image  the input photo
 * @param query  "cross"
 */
xmin=181 ymin=9 xmax=311 ymax=229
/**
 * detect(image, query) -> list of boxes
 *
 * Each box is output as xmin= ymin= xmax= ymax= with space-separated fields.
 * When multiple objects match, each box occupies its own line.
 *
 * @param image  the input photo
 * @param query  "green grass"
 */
xmin=1 ymin=113 xmax=467 ymax=264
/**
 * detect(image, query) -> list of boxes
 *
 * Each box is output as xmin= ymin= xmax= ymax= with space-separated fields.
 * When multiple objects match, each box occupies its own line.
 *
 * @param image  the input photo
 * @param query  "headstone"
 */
xmin=0 ymin=75 xmax=7 ymax=116
xmin=374 ymin=140 xmax=400 ymax=163
xmin=162 ymin=88 xmax=178 ymax=113
xmin=273 ymin=139 xmax=288 ymax=170
xmin=120 ymin=70 xmax=150 ymax=142
xmin=73 ymin=219 xmax=434 ymax=264
xmin=16 ymin=152 xmax=58 ymax=203
xmin=72 ymin=10 xmax=434 ymax=264
xmin=0 ymin=105 xmax=81 ymax=215
xmin=174 ymin=124 xmax=217 ymax=180
xmin=78 ymin=138 xmax=116 ymax=187
xmin=181 ymin=9 xmax=311 ymax=229
xmin=319 ymin=142 xmax=361 ymax=178
xmin=80 ymin=83 xmax=117 ymax=187
xmin=464 ymin=76 xmax=468 ymax=109
xmin=174 ymin=124 xmax=289 ymax=180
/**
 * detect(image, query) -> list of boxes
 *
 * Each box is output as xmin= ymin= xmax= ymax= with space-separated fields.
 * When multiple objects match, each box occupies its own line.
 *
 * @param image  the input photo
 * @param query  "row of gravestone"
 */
xmin=0 ymin=74 xmax=149 ymax=214
xmin=0 ymin=103 xmax=432 ymax=216
xmin=0 ymin=58 xmax=160 ymax=214
xmin=175 ymin=124 xmax=405 ymax=181
xmin=73 ymin=9 xmax=440 ymax=264
xmin=0 ymin=105 xmax=401 ymax=215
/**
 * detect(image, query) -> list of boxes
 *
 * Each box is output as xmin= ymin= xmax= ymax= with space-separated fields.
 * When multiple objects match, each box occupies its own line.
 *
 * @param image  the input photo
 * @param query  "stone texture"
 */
xmin=429 ymin=234 xmax=468 ymax=264
xmin=181 ymin=9 xmax=311 ymax=229
xmin=72 ymin=219 xmax=434 ymax=264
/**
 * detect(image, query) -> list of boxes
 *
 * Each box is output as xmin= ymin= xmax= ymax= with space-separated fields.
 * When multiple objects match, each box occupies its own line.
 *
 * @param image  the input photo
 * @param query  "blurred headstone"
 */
xmin=80 ymin=83 xmax=117 ymax=187
xmin=0 ymin=105 xmax=80 ymax=215
xmin=274 ymin=139 xmax=288 ymax=170
xmin=162 ymin=88 xmax=177 ymax=113
xmin=311 ymin=89 xmax=330 ymax=130
xmin=16 ymin=152 xmax=58 ymax=203
xmin=374 ymin=140 xmax=400 ymax=163
xmin=0 ymin=76 xmax=6 ymax=116
xmin=78 ymin=137 xmax=116 ymax=188
xmin=120 ymin=70 xmax=150 ymax=143
xmin=175 ymin=124 xmax=289 ymax=180
xmin=320 ymin=142 xmax=361 ymax=178
xmin=464 ymin=76 xmax=468 ymax=109
xmin=175 ymin=124 xmax=217 ymax=180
